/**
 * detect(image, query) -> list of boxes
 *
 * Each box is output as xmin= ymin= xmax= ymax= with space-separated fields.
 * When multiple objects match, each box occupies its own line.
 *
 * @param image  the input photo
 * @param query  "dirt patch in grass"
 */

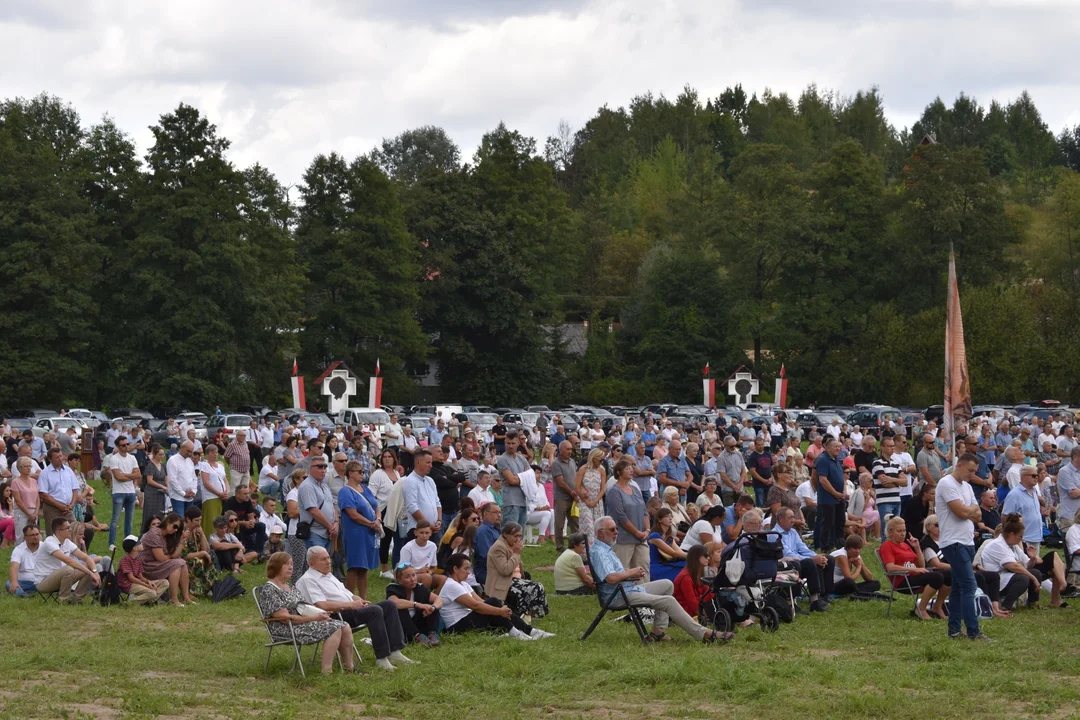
xmin=67 ymin=701 xmax=121 ymax=719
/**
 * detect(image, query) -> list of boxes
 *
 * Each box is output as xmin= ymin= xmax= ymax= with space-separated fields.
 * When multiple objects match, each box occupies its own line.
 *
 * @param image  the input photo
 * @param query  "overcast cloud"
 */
xmin=2 ymin=0 xmax=1077 ymax=185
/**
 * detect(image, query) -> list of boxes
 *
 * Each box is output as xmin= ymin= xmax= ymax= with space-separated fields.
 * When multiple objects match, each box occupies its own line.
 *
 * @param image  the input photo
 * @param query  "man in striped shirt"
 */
xmin=871 ymin=437 xmax=908 ymax=542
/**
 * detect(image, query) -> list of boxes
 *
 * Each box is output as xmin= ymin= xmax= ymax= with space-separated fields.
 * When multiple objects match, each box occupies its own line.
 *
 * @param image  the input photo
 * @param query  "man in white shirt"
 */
xmin=38 ymin=447 xmax=81 ymax=533
xmin=401 ymin=449 xmax=441 ymax=538
xmin=296 ymin=546 xmax=414 ymax=670
xmin=304 ymin=420 xmax=320 ymax=440
xmin=826 ymin=419 xmax=842 ymax=440
xmin=108 ymin=436 xmax=141 ymax=548
xmin=1056 ymin=447 xmax=1080 ymax=533
xmin=850 ymin=426 xmax=864 ymax=447
xmin=1003 ymin=446 xmax=1024 ymax=490
xmin=33 ymin=517 xmax=100 ymax=602
xmin=934 ymin=452 xmax=988 ymax=641
xmin=259 ymin=420 xmax=275 ymax=451
xmin=6 ymin=524 xmax=41 ymax=596
xmin=385 ymin=415 xmax=403 ymax=448
xmin=467 ymin=470 xmax=496 ymax=508
xmin=105 ymin=423 xmax=121 ymax=452
xmin=167 ymin=441 xmax=199 ymax=517
xmin=259 ymin=453 xmax=281 ymax=499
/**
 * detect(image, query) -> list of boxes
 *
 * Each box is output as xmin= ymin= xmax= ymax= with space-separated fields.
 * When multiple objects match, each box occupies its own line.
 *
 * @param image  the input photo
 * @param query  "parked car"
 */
xmin=10 ymin=408 xmax=60 ymax=420
xmin=204 ymin=414 xmax=254 ymax=444
xmin=109 ymin=407 xmax=154 ymax=420
xmin=69 ymin=409 xmax=111 ymax=425
xmin=462 ymin=412 xmax=498 ymax=433
xmin=845 ymin=407 xmax=904 ymax=437
xmin=340 ymin=408 xmax=391 ymax=434
xmin=404 ymin=413 xmax=435 ymax=432
xmin=381 ymin=405 xmax=407 ymax=415
xmin=796 ymin=411 xmax=844 ymax=436
xmin=525 ymin=405 xmax=550 ymax=413
xmin=286 ymin=412 xmax=336 ymax=434
xmin=32 ymin=416 xmax=89 ymax=439
xmin=237 ymin=405 xmax=273 ymax=418
xmin=4 ymin=417 xmax=33 ymax=435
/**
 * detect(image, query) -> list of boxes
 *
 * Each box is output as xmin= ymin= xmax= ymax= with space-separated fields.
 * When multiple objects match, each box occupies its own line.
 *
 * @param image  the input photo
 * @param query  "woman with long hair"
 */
xmin=574 ymin=448 xmax=607 ymax=544
xmin=142 ymin=444 xmax=169 ymax=533
xmin=139 ymin=511 xmax=195 ymax=606
xmin=369 ymin=448 xmax=399 ymax=579
xmin=673 ymin=544 xmax=712 ymax=619
xmin=0 ymin=480 xmax=15 ymax=545
xmin=647 ymin=507 xmax=687 ymax=582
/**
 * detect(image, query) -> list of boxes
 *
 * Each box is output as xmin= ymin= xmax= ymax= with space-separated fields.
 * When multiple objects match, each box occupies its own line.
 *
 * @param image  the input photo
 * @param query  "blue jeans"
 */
xmin=877 ymin=503 xmax=900 ymax=542
xmin=391 ymin=528 xmax=408 ymax=567
xmin=941 ymin=543 xmax=979 ymax=637
xmin=5 ymin=579 xmax=37 ymax=596
xmin=306 ymin=533 xmax=330 ymax=551
xmin=754 ymin=486 xmax=768 ymax=508
xmin=259 ymin=480 xmax=281 ymax=500
xmin=171 ymin=499 xmax=193 ymax=518
xmin=109 ymin=492 xmax=136 ymax=546
xmin=502 ymin=504 xmax=528 ymax=528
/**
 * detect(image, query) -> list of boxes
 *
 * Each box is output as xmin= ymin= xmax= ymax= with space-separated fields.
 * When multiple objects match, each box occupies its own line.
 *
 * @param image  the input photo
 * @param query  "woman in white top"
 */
xmin=438 ymin=555 xmax=550 ymax=640
xmin=284 ymin=467 xmax=307 ymax=583
xmin=679 ymin=505 xmax=726 ymax=551
xmin=369 ymin=449 xmax=399 ymax=579
xmin=590 ymin=421 xmax=605 ymax=448
xmin=522 ymin=460 xmax=553 ymax=544
xmin=197 ymin=445 xmax=229 ymax=538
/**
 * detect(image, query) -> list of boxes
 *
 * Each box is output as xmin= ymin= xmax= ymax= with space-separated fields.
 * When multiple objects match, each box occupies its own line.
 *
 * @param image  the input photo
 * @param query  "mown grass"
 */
xmin=1 ymin=477 xmax=1078 ymax=719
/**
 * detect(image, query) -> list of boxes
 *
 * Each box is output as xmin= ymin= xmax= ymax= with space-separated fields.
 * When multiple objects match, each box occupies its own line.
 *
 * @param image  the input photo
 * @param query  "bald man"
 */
xmin=549 ymin=441 xmax=579 ymax=553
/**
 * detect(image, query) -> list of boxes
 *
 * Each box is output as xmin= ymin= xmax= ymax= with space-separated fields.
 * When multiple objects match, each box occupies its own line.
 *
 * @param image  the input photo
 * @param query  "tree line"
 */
xmin=2 ymin=85 xmax=1079 ymax=411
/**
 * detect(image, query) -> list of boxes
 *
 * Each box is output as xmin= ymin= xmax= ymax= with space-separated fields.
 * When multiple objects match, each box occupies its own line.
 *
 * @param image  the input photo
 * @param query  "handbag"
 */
xmin=569 ymin=501 xmax=580 ymax=518
xmin=295 ymin=521 xmax=312 ymax=540
xmin=295 ymin=602 xmax=323 ymax=617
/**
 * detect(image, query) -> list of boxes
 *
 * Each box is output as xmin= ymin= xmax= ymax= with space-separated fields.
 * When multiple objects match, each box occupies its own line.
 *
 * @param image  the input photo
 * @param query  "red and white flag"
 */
xmin=703 ymin=362 xmax=710 ymax=378
xmin=292 ymin=357 xmax=298 ymax=377
xmin=375 ymin=358 xmax=381 ymax=376
xmin=943 ymin=247 xmax=972 ymax=452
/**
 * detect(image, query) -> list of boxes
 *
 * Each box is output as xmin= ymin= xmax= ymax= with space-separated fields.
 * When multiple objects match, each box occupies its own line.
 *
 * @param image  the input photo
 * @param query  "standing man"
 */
xmin=455 ymin=442 xmax=480 ymax=500
xmin=297 ymin=455 xmax=338 ymax=551
xmin=497 ymin=431 xmax=531 ymax=528
xmin=401 ymin=448 xmax=440 ymax=542
xmin=871 ymin=437 xmax=907 ymax=542
xmin=38 ymin=448 xmax=80 ymax=535
xmin=167 ymin=441 xmax=198 ymax=517
xmin=657 ymin=439 xmax=692 ymax=499
xmin=935 ymin=453 xmax=991 ymax=641
xmin=429 ymin=445 xmax=466 ymax=531
xmin=384 ymin=414 xmax=403 ymax=451
xmin=632 ymin=440 xmax=656 ymax=501
xmin=549 ymin=441 xmax=580 ymax=553
xmin=916 ymin=433 xmax=943 ymax=488
xmin=223 ymin=429 xmax=252 ymax=492
xmin=246 ymin=420 xmax=263 ymax=477
xmin=1056 ymin=447 xmax=1080 ymax=534
xmin=813 ymin=437 xmax=846 ymax=551
xmin=108 ymin=437 xmax=140 ymax=548
xmin=492 ymin=416 xmax=508 ymax=455
xmin=747 ymin=437 xmax=774 ymax=508
xmin=717 ymin=437 xmax=747 ymax=505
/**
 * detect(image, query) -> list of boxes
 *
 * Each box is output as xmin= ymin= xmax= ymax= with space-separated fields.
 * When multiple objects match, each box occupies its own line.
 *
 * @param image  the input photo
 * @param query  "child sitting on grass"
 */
xmin=118 ymin=535 xmax=170 ymax=604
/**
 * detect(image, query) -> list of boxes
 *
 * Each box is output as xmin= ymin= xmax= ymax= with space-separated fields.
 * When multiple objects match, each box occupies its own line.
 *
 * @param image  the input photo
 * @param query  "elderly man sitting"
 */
xmin=589 ymin=516 xmax=733 ymax=643
xmin=7 ymin=524 xmax=42 ymax=596
xmin=775 ymin=507 xmax=833 ymax=613
xmin=296 ymin=546 xmax=416 ymax=671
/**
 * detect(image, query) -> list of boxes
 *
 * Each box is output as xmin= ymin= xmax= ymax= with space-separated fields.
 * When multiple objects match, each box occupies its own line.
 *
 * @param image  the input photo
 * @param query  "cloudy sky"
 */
xmin=2 ymin=0 xmax=1077 ymax=185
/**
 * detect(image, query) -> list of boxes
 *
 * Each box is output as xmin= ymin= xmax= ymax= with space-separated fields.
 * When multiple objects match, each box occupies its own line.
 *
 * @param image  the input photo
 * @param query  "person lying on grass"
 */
xmin=590 ymin=515 xmax=734 ymax=644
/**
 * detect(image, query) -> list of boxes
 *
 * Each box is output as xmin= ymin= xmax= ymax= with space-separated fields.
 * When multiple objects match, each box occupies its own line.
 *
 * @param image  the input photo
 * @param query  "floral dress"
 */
xmin=258 ymin=582 xmax=347 ymax=644
xmin=182 ymin=535 xmax=219 ymax=597
xmin=578 ymin=467 xmax=605 ymax=544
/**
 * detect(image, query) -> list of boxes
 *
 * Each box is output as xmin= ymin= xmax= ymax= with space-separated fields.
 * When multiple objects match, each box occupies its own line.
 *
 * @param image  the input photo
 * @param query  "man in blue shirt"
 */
xmin=776 ymin=507 xmax=833 ymax=612
xmin=657 ymin=439 xmax=691 ymax=499
xmin=1001 ymin=465 xmax=1044 ymax=548
xmin=640 ymin=422 xmax=657 ymax=455
xmin=993 ymin=423 xmax=1013 ymax=457
xmin=589 ymin=516 xmax=727 ymax=642
xmin=814 ymin=437 xmax=846 ymax=551
xmin=721 ymin=495 xmax=756 ymax=542
xmin=473 ymin=502 xmax=502 ymax=586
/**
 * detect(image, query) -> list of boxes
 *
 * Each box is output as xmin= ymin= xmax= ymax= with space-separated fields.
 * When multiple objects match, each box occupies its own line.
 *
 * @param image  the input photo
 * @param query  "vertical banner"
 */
xmin=702 ymin=378 xmax=715 ymax=408
xmin=774 ymin=364 xmax=788 ymax=408
xmin=291 ymin=376 xmax=306 ymax=410
xmin=943 ymin=246 xmax=972 ymax=458
xmin=368 ymin=376 xmax=383 ymax=408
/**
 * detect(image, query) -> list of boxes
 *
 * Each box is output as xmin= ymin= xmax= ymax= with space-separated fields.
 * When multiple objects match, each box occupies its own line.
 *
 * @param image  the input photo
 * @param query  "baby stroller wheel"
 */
xmin=710 ymin=608 xmax=732 ymax=633
xmin=760 ymin=606 xmax=780 ymax=632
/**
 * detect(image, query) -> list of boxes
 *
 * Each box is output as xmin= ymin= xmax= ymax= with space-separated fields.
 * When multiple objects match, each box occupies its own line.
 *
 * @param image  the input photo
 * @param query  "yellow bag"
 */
xmin=569 ymin=501 xmax=580 ymax=518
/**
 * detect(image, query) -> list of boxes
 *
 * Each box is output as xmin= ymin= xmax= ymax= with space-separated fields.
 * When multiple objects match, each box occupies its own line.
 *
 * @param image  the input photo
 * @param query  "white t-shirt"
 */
xmin=1005 ymin=464 xmax=1022 ymax=490
xmin=198 ymin=461 xmax=228 ymax=501
xmin=468 ymin=486 xmax=495 ymax=508
xmin=259 ymin=462 xmax=279 ymax=487
xmin=439 ymin=577 xmax=475 ymax=629
xmin=1065 ymin=524 xmax=1080 ymax=557
xmin=892 ymin=452 xmax=916 ymax=498
xmin=830 ymin=548 xmax=848 ymax=583
xmin=260 ymin=426 xmax=275 ymax=449
xmin=795 ymin=481 xmax=815 ymax=507
xmin=11 ymin=541 xmax=37 ymax=582
xmin=680 ymin=519 xmax=717 ymax=551
xmin=33 ymin=536 xmax=80 ymax=584
xmin=385 ymin=423 xmax=403 ymax=447
xmin=400 ymin=539 xmax=438 ymax=570
xmin=110 ymin=453 xmax=140 ymax=494
xmin=934 ymin=474 xmax=977 ymax=548
xmin=850 ymin=431 xmax=864 ymax=446
xmin=979 ymin=535 xmax=1027 ymax=591
xmin=285 ymin=488 xmax=300 ymax=538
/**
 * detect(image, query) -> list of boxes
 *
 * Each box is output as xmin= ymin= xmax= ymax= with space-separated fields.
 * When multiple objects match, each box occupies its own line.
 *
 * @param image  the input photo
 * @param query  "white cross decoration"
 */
xmin=321 ymin=369 xmax=357 ymax=415
xmin=726 ymin=372 xmax=760 ymax=409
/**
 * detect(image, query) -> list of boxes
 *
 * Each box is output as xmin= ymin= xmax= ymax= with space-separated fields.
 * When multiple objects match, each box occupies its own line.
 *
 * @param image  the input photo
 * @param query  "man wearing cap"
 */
xmin=224 ymin=429 xmax=252 ymax=492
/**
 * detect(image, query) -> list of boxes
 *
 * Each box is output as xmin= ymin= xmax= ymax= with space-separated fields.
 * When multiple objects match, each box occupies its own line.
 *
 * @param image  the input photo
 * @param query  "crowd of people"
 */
xmin=3 ymin=406 xmax=1079 ymax=668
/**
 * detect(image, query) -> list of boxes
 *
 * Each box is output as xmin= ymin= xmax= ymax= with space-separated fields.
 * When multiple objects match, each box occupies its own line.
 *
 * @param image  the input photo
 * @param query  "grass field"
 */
xmin=1 ymin=478 xmax=1079 ymax=720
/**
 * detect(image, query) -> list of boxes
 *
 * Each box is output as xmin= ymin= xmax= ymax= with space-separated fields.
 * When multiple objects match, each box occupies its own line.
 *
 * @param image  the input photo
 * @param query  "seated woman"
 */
xmin=680 ymin=505 xmax=726 ymax=551
xmin=138 ymin=511 xmax=195 ymax=607
xmin=438 ymin=508 xmax=479 ymax=567
xmin=845 ymin=473 xmax=877 ymax=541
xmin=385 ymin=563 xmax=443 ymax=647
xmin=673 ymin=545 xmax=712 ymax=620
xmin=902 ymin=483 xmax=934 ymax=542
xmin=553 ymin=533 xmax=596 ymax=595
xmin=209 ymin=514 xmax=258 ymax=572
xmin=439 ymin=555 xmax=553 ymax=640
xmin=180 ymin=506 xmax=218 ymax=598
xmin=259 ymin=551 xmax=356 ymax=675
xmin=981 ymin=513 xmax=1069 ymax=611
xmin=661 ymin=486 xmax=692 ymax=542
xmin=878 ymin=516 xmax=949 ymax=621
xmin=484 ymin=522 xmax=548 ymax=619
xmin=828 ymin=534 xmax=881 ymax=596
xmin=647 ymin=508 xmax=687 ymax=582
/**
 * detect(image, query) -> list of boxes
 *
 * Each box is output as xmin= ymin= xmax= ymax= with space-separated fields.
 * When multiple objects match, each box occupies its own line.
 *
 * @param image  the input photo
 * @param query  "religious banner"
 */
xmin=725 ymin=366 xmax=760 ymax=409
xmin=943 ymin=247 xmax=972 ymax=455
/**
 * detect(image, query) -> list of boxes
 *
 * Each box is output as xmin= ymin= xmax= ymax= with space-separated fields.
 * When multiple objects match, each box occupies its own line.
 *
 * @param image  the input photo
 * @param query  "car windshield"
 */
xmin=356 ymin=412 xmax=388 ymax=424
xmin=470 ymin=414 xmax=497 ymax=424
xmin=817 ymin=413 xmax=843 ymax=424
xmin=521 ymin=412 xmax=539 ymax=425
xmin=301 ymin=414 xmax=332 ymax=425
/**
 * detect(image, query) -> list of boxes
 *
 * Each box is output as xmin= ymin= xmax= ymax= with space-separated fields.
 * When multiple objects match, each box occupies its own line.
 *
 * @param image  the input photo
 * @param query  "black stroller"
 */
xmin=699 ymin=530 xmax=786 ymax=633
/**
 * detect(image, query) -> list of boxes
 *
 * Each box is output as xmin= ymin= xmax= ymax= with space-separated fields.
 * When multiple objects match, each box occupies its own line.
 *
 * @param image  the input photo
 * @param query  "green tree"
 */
xmin=369 ymin=126 xmax=460 ymax=186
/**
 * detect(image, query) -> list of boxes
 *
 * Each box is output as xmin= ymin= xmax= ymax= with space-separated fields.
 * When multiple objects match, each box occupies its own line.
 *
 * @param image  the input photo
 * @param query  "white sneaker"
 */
xmin=379 ymin=570 xmax=394 ymax=580
xmin=375 ymin=658 xmax=397 ymax=671
xmin=529 ymin=628 xmax=556 ymax=640
xmin=508 ymin=627 xmax=535 ymax=641
xmin=389 ymin=650 xmax=418 ymax=664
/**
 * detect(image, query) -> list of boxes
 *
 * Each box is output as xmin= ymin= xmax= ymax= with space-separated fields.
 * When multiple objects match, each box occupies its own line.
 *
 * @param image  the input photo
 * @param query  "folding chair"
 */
xmin=252 ymin=585 xmax=344 ymax=678
xmin=37 ymin=588 xmax=60 ymax=604
xmin=310 ymin=612 xmax=366 ymax=668
xmin=874 ymin=547 xmax=918 ymax=618
xmin=579 ymin=539 xmax=650 ymax=644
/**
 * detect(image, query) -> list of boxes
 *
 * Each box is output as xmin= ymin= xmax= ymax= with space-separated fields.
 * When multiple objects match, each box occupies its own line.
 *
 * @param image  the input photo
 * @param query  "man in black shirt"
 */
xmin=429 ymin=445 xmax=467 ymax=531
xmin=492 ymin=417 xmax=507 ymax=454
xmin=223 ymin=484 xmax=266 ymax=556
xmin=853 ymin=436 xmax=878 ymax=483
xmin=975 ymin=489 xmax=1001 ymax=545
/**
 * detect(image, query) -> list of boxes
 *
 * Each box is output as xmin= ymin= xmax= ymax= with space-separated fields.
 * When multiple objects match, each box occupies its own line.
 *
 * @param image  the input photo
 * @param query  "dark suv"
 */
xmin=845 ymin=407 xmax=904 ymax=437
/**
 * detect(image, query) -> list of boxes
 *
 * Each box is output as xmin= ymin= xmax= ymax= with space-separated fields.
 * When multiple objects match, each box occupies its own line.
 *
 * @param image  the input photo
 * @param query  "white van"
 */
xmin=340 ymin=408 xmax=391 ymax=434
xmin=435 ymin=405 xmax=464 ymax=423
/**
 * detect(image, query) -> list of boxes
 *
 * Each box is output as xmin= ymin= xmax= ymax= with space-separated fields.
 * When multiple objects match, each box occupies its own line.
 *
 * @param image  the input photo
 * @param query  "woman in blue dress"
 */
xmin=647 ymin=507 xmax=687 ymax=582
xmin=339 ymin=460 xmax=381 ymax=599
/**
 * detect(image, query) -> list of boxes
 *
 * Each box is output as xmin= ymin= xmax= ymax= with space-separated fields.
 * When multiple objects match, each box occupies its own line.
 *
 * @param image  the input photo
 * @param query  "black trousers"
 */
xmin=831 ymin=578 xmax=881 ymax=596
xmin=398 ymin=607 xmax=441 ymax=639
xmin=337 ymin=599 xmax=406 ymax=660
xmin=792 ymin=557 xmax=834 ymax=597
xmin=897 ymin=570 xmax=947 ymax=593
xmin=237 ymin=522 xmax=267 ymax=556
xmin=443 ymin=597 xmax=532 ymax=635
xmin=379 ymin=509 xmax=392 ymax=565
xmin=818 ymin=504 xmax=843 ymax=551
xmin=1001 ymin=569 xmax=1043 ymax=611
xmin=248 ymin=443 xmax=262 ymax=476
xmin=974 ymin=570 xmax=1000 ymax=603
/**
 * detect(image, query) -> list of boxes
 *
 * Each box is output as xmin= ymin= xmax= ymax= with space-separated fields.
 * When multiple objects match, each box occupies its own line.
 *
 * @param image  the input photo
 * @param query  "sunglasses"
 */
xmin=311 ymin=463 xmax=327 ymax=469
xmin=394 ymin=561 xmax=412 ymax=570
